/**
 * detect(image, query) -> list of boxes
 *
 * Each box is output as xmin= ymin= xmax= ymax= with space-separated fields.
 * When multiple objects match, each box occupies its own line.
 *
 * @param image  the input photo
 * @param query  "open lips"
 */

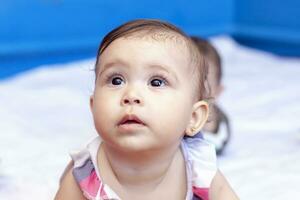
xmin=118 ymin=114 xmax=145 ymax=126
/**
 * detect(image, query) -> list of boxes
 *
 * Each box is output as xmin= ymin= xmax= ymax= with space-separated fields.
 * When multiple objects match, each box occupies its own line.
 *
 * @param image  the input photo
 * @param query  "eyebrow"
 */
xmin=146 ymin=64 xmax=178 ymax=81
xmin=98 ymin=59 xmax=128 ymax=77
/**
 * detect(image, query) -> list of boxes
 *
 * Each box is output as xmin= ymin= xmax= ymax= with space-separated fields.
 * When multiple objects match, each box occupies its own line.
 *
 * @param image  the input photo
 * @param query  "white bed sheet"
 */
xmin=0 ymin=37 xmax=299 ymax=200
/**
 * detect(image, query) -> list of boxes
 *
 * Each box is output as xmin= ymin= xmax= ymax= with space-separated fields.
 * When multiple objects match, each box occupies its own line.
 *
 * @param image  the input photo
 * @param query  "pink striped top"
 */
xmin=70 ymin=136 xmax=217 ymax=200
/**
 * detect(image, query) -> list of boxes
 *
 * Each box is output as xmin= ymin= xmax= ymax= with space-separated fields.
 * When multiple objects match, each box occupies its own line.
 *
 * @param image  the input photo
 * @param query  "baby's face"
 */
xmin=90 ymin=37 xmax=198 ymax=152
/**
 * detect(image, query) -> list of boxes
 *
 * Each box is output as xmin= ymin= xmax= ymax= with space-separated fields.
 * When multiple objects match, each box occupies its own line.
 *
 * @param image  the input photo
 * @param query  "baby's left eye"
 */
xmin=150 ymin=78 xmax=166 ymax=87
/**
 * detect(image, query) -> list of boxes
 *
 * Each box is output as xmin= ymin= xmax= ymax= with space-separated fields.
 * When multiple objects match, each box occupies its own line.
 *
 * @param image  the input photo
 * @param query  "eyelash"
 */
xmin=149 ymin=74 xmax=169 ymax=86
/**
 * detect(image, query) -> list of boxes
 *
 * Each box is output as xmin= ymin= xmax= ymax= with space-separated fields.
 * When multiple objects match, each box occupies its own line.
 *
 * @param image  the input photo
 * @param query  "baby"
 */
xmin=55 ymin=19 xmax=238 ymax=200
xmin=191 ymin=36 xmax=231 ymax=155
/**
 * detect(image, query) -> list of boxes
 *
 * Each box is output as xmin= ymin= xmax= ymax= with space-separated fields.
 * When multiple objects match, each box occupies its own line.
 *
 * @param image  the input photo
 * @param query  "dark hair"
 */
xmin=191 ymin=36 xmax=222 ymax=84
xmin=95 ymin=19 xmax=208 ymax=100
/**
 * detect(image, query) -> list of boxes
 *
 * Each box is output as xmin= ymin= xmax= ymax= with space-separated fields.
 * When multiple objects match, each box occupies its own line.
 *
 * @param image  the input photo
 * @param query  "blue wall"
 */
xmin=0 ymin=0 xmax=234 ymax=79
xmin=233 ymin=0 xmax=300 ymax=56
xmin=1 ymin=0 xmax=300 ymax=79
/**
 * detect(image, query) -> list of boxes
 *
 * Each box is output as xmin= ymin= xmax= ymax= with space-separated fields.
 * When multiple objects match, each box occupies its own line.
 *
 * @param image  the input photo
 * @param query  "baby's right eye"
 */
xmin=111 ymin=76 xmax=124 ymax=85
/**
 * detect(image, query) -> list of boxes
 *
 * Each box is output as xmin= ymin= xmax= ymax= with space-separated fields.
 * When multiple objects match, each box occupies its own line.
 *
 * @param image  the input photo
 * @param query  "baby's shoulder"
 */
xmin=55 ymin=161 xmax=87 ymax=200
xmin=182 ymin=137 xmax=218 ymax=199
xmin=183 ymin=137 xmax=217 ymax=179
xmin=182 ymin=136 xmax=217 ymax=164
xmin=67 ymin=137 xmax=104 ymax=199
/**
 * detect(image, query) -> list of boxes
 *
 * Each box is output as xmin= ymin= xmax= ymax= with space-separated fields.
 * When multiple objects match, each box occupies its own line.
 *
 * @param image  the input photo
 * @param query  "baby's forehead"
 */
xmin=105 ymin=36 xmax=192 ymax=70
xmin=124 ymin=30 xmax=190 ymax=49
xmin=124 ymin=32 xmax=194 ymax=62
xmin=99 ymin=30 xmax=200 ymax=78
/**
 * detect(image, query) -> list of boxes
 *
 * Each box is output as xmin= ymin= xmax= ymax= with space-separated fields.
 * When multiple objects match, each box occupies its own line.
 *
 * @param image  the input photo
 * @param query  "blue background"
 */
xmin=0 ymin=0 xmax=299 ymax=79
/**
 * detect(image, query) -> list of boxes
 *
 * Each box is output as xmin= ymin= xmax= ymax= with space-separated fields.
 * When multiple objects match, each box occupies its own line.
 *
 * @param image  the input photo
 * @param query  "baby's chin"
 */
xmin=104 ymin=134 xmax=159 ymax=152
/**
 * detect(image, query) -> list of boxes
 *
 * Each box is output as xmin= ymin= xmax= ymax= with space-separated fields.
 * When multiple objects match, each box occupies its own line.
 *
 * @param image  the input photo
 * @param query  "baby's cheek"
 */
xmin=157 ymin=102 xmax=190 ymax=128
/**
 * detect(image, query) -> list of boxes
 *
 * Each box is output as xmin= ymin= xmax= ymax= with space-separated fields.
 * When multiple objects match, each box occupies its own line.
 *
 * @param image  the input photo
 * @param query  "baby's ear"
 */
xmin=185 ymin=100 xmax=209 ymax=137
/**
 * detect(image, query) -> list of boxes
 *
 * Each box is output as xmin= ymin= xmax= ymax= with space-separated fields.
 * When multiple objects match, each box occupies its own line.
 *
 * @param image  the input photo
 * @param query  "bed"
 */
xmin=0 ymin=36 xmax=299 ymax=200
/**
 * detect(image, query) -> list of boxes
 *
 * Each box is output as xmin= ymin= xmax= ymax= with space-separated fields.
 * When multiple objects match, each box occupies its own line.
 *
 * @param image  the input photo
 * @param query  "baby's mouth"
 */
xmin=122 ymin=120 xmax=141 ymax=124
xmin=118 ymin=114 xmax=145 ymax=126
xmin=119 ymin=115 xmax=145 ymax=125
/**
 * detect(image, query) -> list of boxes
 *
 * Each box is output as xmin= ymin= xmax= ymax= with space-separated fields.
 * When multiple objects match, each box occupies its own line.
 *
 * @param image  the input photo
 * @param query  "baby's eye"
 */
xmin=150 ymin=78 xmax=166 ymax=87
xmin=111 ymin=77 xmax=124 ymax=85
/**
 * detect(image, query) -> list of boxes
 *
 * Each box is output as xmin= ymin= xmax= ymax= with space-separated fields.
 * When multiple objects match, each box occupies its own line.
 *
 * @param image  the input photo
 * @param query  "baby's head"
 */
xmin=191 ymin=36 xmax=223 ymax=100
xmin=90 ymin=19 xmax=210 ymax=151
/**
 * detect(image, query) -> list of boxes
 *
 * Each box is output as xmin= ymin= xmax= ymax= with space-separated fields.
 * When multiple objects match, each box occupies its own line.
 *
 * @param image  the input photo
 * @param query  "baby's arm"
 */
xmin=55 ymin=162 xmax=87 ymax=200
xmin=210 ymin=170 xmax=239 ymax=200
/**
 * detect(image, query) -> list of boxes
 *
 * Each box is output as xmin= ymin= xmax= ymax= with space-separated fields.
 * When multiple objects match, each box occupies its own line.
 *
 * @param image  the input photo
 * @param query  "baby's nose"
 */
xmin=123 ymin=98 xmax=141 ymax=104
xmin=121 ymin=87 xmax=143 ymax=106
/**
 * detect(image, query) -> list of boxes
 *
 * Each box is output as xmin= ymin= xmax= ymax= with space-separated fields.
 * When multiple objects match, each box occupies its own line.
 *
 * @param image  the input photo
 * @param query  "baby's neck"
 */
xmin=98 ymin=142 xmax=186 ymax=199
